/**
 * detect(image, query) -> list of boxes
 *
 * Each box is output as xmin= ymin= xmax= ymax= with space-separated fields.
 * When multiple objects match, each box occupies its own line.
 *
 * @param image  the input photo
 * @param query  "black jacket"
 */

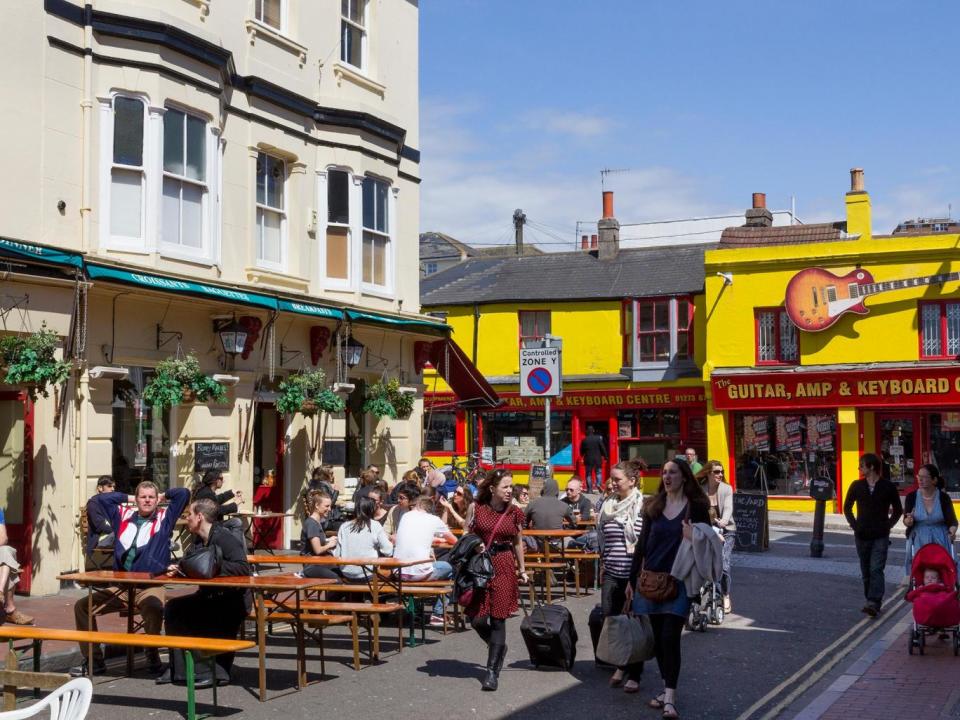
xmin=629 ymin=497 xmax=711 ymax=586
xmin=903 ymin=489 xmax=958 ymax=537
xmin=194 ymin=486 xmax=238 ymax=519
xmin=580 ymin=434 xmax=608 ymax=466
xmin=843 ymin=478 xmax=903 ymax=540
xmin=85 ymin=495 xmax=113 ymax=556
xmin=448 ymin=533 xmax=495 ymax=604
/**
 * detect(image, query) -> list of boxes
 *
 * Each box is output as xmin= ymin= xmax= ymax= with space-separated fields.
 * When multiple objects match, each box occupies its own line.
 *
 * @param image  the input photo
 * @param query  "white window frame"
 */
xmin=99 ymin=93 xmax=151 ymax=252
xmin=340 ymin=0 xmax=368 ymax=71
xmin=158 ymin=105 xmax=218 ymax=263
xmin=255 ymin=152 xmax=287 ymax=272
xmin=254 ymin=0 xmax=286 ymax=33
xmin=317 ymin=166 xmax=354 ymax=291
xmin=423 ymin=262 xmax=438 ymax=275
xmin=359 ymin=174 xmax=394 ymax=296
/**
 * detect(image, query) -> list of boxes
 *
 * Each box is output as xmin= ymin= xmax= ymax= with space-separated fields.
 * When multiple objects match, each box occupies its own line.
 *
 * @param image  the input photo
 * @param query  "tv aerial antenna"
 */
xmin=600 ymin=168 xmax=631 ymax=190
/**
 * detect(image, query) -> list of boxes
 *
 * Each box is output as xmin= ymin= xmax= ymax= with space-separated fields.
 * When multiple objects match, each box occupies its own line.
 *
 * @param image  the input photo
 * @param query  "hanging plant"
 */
xmin=142 ymin=354 xmax=226 ymax=409
xmin=277 ymin=369 xmax=340 ymax=416
xmin=0 ymin=322 xmax=72 ymax=398
xmin=363 ymin=378 xmax=414 ymax=419
xmin=387 ymin=379 xmax=416 ymax=420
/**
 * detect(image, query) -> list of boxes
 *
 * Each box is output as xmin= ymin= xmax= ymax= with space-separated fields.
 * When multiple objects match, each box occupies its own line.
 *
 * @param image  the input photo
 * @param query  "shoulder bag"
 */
xmin=637 ymin=502 xmax=689 ymax=603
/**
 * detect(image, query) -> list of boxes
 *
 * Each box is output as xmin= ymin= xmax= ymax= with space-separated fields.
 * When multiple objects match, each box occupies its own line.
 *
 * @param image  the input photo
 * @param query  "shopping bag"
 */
xmin=596 ymin=613 xmax=654 ymax=666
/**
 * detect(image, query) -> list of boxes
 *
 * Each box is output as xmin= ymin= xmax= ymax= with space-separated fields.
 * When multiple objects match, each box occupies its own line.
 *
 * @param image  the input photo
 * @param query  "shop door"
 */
xmin=345 ymin=380 xmax=367 ymax=477
xmin=877 ymin=413 xmax=921 ymax=494
xmin=252 ymin=405 xmax=284 ymax=549
xmin=0 ymin=393 xmax=31 ymax=593
xmin=578 ymin=415 xmax=612 ymax=489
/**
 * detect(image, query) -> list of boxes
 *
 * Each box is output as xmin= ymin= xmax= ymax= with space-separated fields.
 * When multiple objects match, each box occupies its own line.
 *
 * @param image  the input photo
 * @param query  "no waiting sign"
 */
xmin=520 ymin=347 xmax=561 ymax=397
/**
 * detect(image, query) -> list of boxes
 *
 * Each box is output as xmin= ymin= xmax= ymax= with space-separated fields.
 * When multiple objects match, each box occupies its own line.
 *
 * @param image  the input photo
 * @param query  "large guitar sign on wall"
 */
xmin=784 ymin=266 xmax=960 ymax=332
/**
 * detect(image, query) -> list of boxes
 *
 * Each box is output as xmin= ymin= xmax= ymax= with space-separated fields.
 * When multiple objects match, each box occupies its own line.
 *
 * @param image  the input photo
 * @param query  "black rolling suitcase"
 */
xmin=588 ymin=604 xmax=614 ymax=668
xmin=520 ymin=597 xmax=578 ymax=670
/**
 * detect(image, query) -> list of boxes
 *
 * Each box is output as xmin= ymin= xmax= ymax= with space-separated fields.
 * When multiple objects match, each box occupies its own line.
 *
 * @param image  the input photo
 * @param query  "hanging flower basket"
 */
xmin=363 ymin=379 xmax=413 ymax=420
xmin=277 ymin=369 xmax=343 ymax=416
xmin=0 ymin=322 xmax=72 ymax=399
xmin=142 ymin=354 xmax=225 ymax=409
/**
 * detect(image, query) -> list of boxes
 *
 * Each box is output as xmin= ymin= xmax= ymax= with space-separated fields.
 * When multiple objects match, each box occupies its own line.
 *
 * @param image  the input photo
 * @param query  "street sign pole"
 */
xmin=545 ymin=396 xmax=551 ymax=462
xmin=519 ymin=335 xmax=562 ymax=470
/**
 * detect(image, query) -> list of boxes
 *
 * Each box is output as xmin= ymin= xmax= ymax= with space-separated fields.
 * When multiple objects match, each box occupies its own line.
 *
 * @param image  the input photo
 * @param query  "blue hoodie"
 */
xmin=92 ymin=487 xmax=190 ymax=575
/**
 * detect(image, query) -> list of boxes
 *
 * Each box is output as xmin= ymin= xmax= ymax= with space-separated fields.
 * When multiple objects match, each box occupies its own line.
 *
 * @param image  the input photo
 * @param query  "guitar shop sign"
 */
xmin=712 ymin=367 xmax=960 ymax=410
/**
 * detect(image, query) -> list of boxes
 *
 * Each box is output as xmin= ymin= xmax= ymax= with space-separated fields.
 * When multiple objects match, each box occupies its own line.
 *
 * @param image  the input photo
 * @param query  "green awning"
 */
xmin=345 ymin=308 xmax=449 ymax=331
xmin=86 ymin=264 xmax=279 ymax=311
xmin=0 ymin=237 xmax=83 ymax=269
xmin=277 ymin=299 xmax=343 ymax=320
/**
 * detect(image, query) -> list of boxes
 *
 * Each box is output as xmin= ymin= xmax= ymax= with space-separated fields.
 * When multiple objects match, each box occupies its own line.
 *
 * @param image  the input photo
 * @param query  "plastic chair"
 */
xmin=0 ymin=678 xmax=92 ymax=720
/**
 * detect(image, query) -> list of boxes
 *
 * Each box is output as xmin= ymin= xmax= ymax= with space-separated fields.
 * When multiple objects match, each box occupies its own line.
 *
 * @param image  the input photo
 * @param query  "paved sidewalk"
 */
xmin=789 ymin=608 xmax=959 ymax=719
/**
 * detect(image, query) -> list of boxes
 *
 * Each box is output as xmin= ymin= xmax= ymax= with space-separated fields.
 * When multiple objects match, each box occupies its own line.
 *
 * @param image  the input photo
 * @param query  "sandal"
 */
xmin=649 ymin=694 xmax=666 ymax=709
xmin=662 ymin=702 xmax=679 ymax=719
xmin=609 ymin=671 xmax=625 ymax=688
xmin=623 ymin=680 xmax=639 ymax=694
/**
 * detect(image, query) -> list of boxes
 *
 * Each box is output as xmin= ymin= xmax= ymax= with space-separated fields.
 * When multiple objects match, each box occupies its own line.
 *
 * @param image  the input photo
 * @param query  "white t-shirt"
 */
xmin=394 ymin=510 xmax=448 ymax=579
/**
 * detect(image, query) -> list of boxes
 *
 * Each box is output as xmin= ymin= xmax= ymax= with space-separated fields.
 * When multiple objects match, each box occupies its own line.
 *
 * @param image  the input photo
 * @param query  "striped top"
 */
xmin=600 ymin=514 xmax=644 ymax=578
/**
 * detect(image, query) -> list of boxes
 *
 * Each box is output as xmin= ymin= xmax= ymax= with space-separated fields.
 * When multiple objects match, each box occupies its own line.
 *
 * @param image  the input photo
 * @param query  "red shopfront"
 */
xmin=426 ymin=386 xmax=707 ymax=481
xmin=711 ymin=364 xmax=960 ymax=509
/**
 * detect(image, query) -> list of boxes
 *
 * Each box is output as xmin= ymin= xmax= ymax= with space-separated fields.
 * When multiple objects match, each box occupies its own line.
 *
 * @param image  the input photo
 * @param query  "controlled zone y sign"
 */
xmin=520 ymin=347 xmax=561 ymax=397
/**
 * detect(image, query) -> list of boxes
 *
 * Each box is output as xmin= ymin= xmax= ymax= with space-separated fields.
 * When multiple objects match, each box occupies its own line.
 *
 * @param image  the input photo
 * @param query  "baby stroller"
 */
xmin=686 ymin=579 xmax=724 ymax=632
xmin=906 ymin=542 xmax=960 ymax=655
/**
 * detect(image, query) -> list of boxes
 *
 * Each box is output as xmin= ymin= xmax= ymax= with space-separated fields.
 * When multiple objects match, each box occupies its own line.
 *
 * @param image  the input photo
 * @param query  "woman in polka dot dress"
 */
xmin=465 ymin=469 xmax=529 ymax=691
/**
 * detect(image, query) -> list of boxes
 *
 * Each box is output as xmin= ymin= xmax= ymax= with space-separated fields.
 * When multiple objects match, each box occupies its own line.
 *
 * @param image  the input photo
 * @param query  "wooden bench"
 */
xmin=565 ymin=551 xmax=601 ymax=594
xmin=0 ymin=644 xmax=69 ymax=712
xmin=0 ymin=626 xmax=254 ymax=720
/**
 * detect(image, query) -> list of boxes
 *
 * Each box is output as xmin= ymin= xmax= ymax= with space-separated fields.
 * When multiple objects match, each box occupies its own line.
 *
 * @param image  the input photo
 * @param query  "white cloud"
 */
xmin=521 ymin=111 xmax=615 ymax=138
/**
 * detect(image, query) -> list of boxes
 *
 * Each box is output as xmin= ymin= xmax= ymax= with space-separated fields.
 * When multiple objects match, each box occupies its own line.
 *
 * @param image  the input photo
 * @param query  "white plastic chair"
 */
xmin=0 ymin=678 xmax=92 ymax=720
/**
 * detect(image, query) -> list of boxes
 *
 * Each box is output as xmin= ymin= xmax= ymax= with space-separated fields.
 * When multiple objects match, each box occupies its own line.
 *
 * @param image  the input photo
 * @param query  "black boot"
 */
xmin=481 ymin=643 xmax=507 ymax=691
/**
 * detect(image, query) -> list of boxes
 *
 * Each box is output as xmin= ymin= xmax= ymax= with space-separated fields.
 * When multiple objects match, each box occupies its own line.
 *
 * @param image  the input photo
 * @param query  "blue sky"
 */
xmin=419 ymin=1 xmax=960 ymax=250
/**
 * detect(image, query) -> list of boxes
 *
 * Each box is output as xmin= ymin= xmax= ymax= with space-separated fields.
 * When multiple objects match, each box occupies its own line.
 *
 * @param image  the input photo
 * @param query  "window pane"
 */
xmin=113 ymin=97 xmax=143 ymax=166
xmin=267 ymin=157 xmax=283 ymax=208
xmin=362 ymin=232 xmax=373 ymax=283
xmin=328 ymin=170 xmax=349 ymax=223
xmin=326 ymin=227 xmax=349 ymax=279
xmin=342 ymin=22 xmax=363 ymax=67
xmin=676 ymin=331 xmax=688 ymax=358
xmin=758 ymin=311 xmax=776 ymax=362
xmin=257 ymin=0 xmax=282 ymax=29
xmin=779 ymin=312 xmax=798 ymax=361
xmin=424 ymin=410 xmax=456 ymax=452
xmin=922 ymin=304 xmax=942 ymax=357
xmin=639 ymin=303 xmax=653 ymax=331
xmin=185 ymin=116 xmax=205 ymax=181
xmin=161 ymin=177 xmax=180 ymax=246
xmin=520 ymin=312 xmax=536 ymax=338
xmin=376 ymin=180 xmax=388 ymax=232
xmin=256 ymin=154 xmax=266 ymax=205
xmin=373 ymin=235 xmax=385 ymax=286
xmin=111 ymin=168 xmax=142 ymax=237
xmin=654 ymin=332 xmax=669 ymax=361
xmin=362 ymin=178 xmax=375 ymax=229
xmin=181 ymin=183 xmax=203 ymax=248
xmin=343 ymin=0 xmax=364 ymax=24
xmin=677 ymin=300 xmax=689 ymax=329
xmin=163 ymin=109 xmax=184 ymax=175
xmin=655 ymin=302 xmax=669 ymax=330
xmin=537 ymin=311 xmax=551 ymax=337
xmin=258 ymin=208 xmax=281 ymax=263
xmin=947 ymin=303 xmax=960 ymax=356
xmin=639 ymin=334 xmax=655 ymax=362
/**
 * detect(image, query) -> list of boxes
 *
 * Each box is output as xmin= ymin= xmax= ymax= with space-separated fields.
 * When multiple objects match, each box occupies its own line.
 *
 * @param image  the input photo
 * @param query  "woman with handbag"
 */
xmin=463 ymin=468 xmax=529 ymax=692
xmin=597 ymin=458 xmax=645 ymax=693
xmin=627 ymin=458 xmax=710 ymax=720
xmin=162 ymin=498 xmax=251 ymax=688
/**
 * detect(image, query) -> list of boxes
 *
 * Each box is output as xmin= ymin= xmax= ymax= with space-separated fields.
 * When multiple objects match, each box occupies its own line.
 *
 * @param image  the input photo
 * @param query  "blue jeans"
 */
xmin=854 ymin=536 xmax=890 ymax=607
xmin=585 ymin=465 xmax=603 ymax=492
xmin=430 ymin=561 xmax=453 ymax=615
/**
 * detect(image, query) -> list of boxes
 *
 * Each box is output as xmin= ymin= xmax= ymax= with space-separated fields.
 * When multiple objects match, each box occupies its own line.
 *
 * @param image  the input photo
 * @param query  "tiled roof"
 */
xmin=718 ymin=222 xmax=849 ymax=247
xmin=419 ymin=232 xmax=477 ymax=261
xmin=472 ymin=245 xmax=544 ymax=257
xmin=420 ymin=244 xmax=712 ymax=306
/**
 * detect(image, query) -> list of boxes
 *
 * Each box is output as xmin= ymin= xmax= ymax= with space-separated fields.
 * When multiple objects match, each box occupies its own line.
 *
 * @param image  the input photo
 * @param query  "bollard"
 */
xmin=810 ymin=498 xmax=826 ymax=557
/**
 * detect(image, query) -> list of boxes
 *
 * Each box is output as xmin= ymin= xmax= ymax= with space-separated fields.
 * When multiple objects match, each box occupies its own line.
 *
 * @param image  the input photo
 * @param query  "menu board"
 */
xmin=193 ymin=442 xmax=229 ymax=472
xmin=732 ymin=493 xmax=769 ymax=552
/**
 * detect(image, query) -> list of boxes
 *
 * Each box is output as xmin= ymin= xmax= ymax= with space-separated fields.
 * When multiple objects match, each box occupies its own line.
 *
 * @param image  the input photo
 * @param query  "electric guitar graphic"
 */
xmin=784 ymin=266 xmax=960 ymax=332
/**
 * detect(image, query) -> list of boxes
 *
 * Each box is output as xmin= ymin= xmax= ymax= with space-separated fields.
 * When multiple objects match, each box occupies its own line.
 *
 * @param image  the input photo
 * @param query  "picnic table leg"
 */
xmin=32 ymin=639 xmax=40 ymax=699
xmin=185 ymin=650 xmax=196 ymax=720
xmin=209 ymin=656 xmax=218 ymax=709
xmin=351 ymin=614 xmax=360 ymax=670
xmin=371 ymin=574 xmax=380 ymax=660
xmin=256 ymin=591 xmax=266 ymax=702
xmin=295 ymin=591 xmax=306 ymax=689
xmin=544 ymin=545 xmax=553 ymax=604
xmin=4 ymin=644 xmax=17 ymax=712
xmin=87 ymin=587 xmax=94 ymax=679
xmin=125 ymin=586 xmax=135 ymax=676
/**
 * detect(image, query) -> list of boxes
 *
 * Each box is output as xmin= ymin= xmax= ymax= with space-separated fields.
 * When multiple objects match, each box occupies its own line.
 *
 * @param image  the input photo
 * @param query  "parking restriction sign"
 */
xmin=520 ymin=347 xmax=561 ymax=397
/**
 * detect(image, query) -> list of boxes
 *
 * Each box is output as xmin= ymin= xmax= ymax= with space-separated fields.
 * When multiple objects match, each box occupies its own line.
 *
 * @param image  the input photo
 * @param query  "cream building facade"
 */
xmin=0 ymin=0 xmax=441 ymax=594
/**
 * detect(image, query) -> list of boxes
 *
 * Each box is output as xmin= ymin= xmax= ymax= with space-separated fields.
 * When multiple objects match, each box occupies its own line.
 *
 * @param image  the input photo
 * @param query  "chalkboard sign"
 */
xmin=193 ymin=442 xmax=229 ymax=472
xmin=732 ymin=493 xmax=769 ymax=552
xmin=809 ymin=476 xmax=835 ymax=502
xmin=528 ymin=463 xmax=552 ymax=497
xmin=322 ymin=440 xmax=346 ymax=467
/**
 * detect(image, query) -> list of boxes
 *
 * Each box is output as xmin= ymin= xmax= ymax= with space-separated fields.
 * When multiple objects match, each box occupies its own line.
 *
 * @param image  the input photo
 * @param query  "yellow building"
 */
xmin=704 ymin=172 xmax=960 ymax=512
xmin=421 ymin=193 xmax=708 ymax=493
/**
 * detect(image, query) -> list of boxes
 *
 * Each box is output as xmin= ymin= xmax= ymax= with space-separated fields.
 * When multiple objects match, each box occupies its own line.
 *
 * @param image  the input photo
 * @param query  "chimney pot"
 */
xmin=581 ymin=234 xmax=589 ymax=250
xmin=752 ymin=192 xmax=766 ymax=209
xmin=850 ymin=168 xmax=864 ymax=192
xmin=590 ymin=234 xmax=598 ymax=249
xmin=602 ymin=191 xmax=614 ymax=219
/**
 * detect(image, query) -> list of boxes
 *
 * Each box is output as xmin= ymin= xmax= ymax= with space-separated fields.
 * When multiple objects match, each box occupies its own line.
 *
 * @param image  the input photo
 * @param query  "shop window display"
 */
xmin=112 ymin=368 xmax=171 ymax=492
xmin=617 ymin=409 xmax=682 ymax=469
xmin=424 ymin=410 xmax=457 ymax=452
xmin=733 ymin=413 xmax=836 ymax=496
xmin=482 ymin=411 xmax=572 ymax=466
xmin=929 ymin=413 xmax=960 ymax=496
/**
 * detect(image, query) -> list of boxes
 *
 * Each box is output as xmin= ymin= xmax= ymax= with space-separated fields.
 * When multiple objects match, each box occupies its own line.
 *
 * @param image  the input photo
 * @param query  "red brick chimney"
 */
xmin=581 ymin=234 xmax=589 ymax=250
xmin=590 ymin=234 xmax=598 ymax=249
xmin=745 ymin=192 xmax=773 ymax=227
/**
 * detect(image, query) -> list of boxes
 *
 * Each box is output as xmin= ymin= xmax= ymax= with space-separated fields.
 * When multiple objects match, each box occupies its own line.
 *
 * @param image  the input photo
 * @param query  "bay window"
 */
xmin=256 ymin=152 xmax=286 ymax=269
xmin=622 ymin=296 xmax=695 ymax=370
xmin=362 ymin=176 xmax=389 ymax=288
xmin=325 ymin=169 xmax=351 ymax=282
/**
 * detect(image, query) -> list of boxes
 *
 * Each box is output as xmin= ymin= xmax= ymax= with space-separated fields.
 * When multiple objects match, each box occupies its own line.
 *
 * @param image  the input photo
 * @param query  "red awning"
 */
xmin=429 ymin=338 xmax=501 ymax=409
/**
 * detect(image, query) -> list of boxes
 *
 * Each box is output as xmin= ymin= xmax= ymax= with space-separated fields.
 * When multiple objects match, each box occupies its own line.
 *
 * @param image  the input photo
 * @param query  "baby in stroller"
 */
xmin=905 ymin=542 xmax=960 ymax=655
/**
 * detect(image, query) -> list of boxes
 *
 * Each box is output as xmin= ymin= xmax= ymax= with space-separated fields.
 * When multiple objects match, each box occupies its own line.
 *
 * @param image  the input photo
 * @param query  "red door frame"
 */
xmin=251 ymin=405 xmax=285 ymax=549
xmin=575 ymin=410 xmax=615 ymax=483
xmin=0 ymin=391 xmax=32 ymax=593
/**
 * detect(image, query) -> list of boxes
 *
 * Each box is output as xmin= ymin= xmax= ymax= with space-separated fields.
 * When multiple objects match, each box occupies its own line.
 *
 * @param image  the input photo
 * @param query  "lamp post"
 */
xmin=340 ymin=334 xmax=364 ymax=369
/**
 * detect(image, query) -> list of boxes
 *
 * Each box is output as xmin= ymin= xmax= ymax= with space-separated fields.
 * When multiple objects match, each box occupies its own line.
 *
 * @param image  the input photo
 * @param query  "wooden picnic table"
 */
xmin=59 ymin=570 xmax=333 ymax=702
xmin=521 ymin=528 xmax=585 ymax=602
xmin=246 ymin=556 xmax=432 ymax=657
xmin=576 ymin=517 xmax=597 ymax=526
